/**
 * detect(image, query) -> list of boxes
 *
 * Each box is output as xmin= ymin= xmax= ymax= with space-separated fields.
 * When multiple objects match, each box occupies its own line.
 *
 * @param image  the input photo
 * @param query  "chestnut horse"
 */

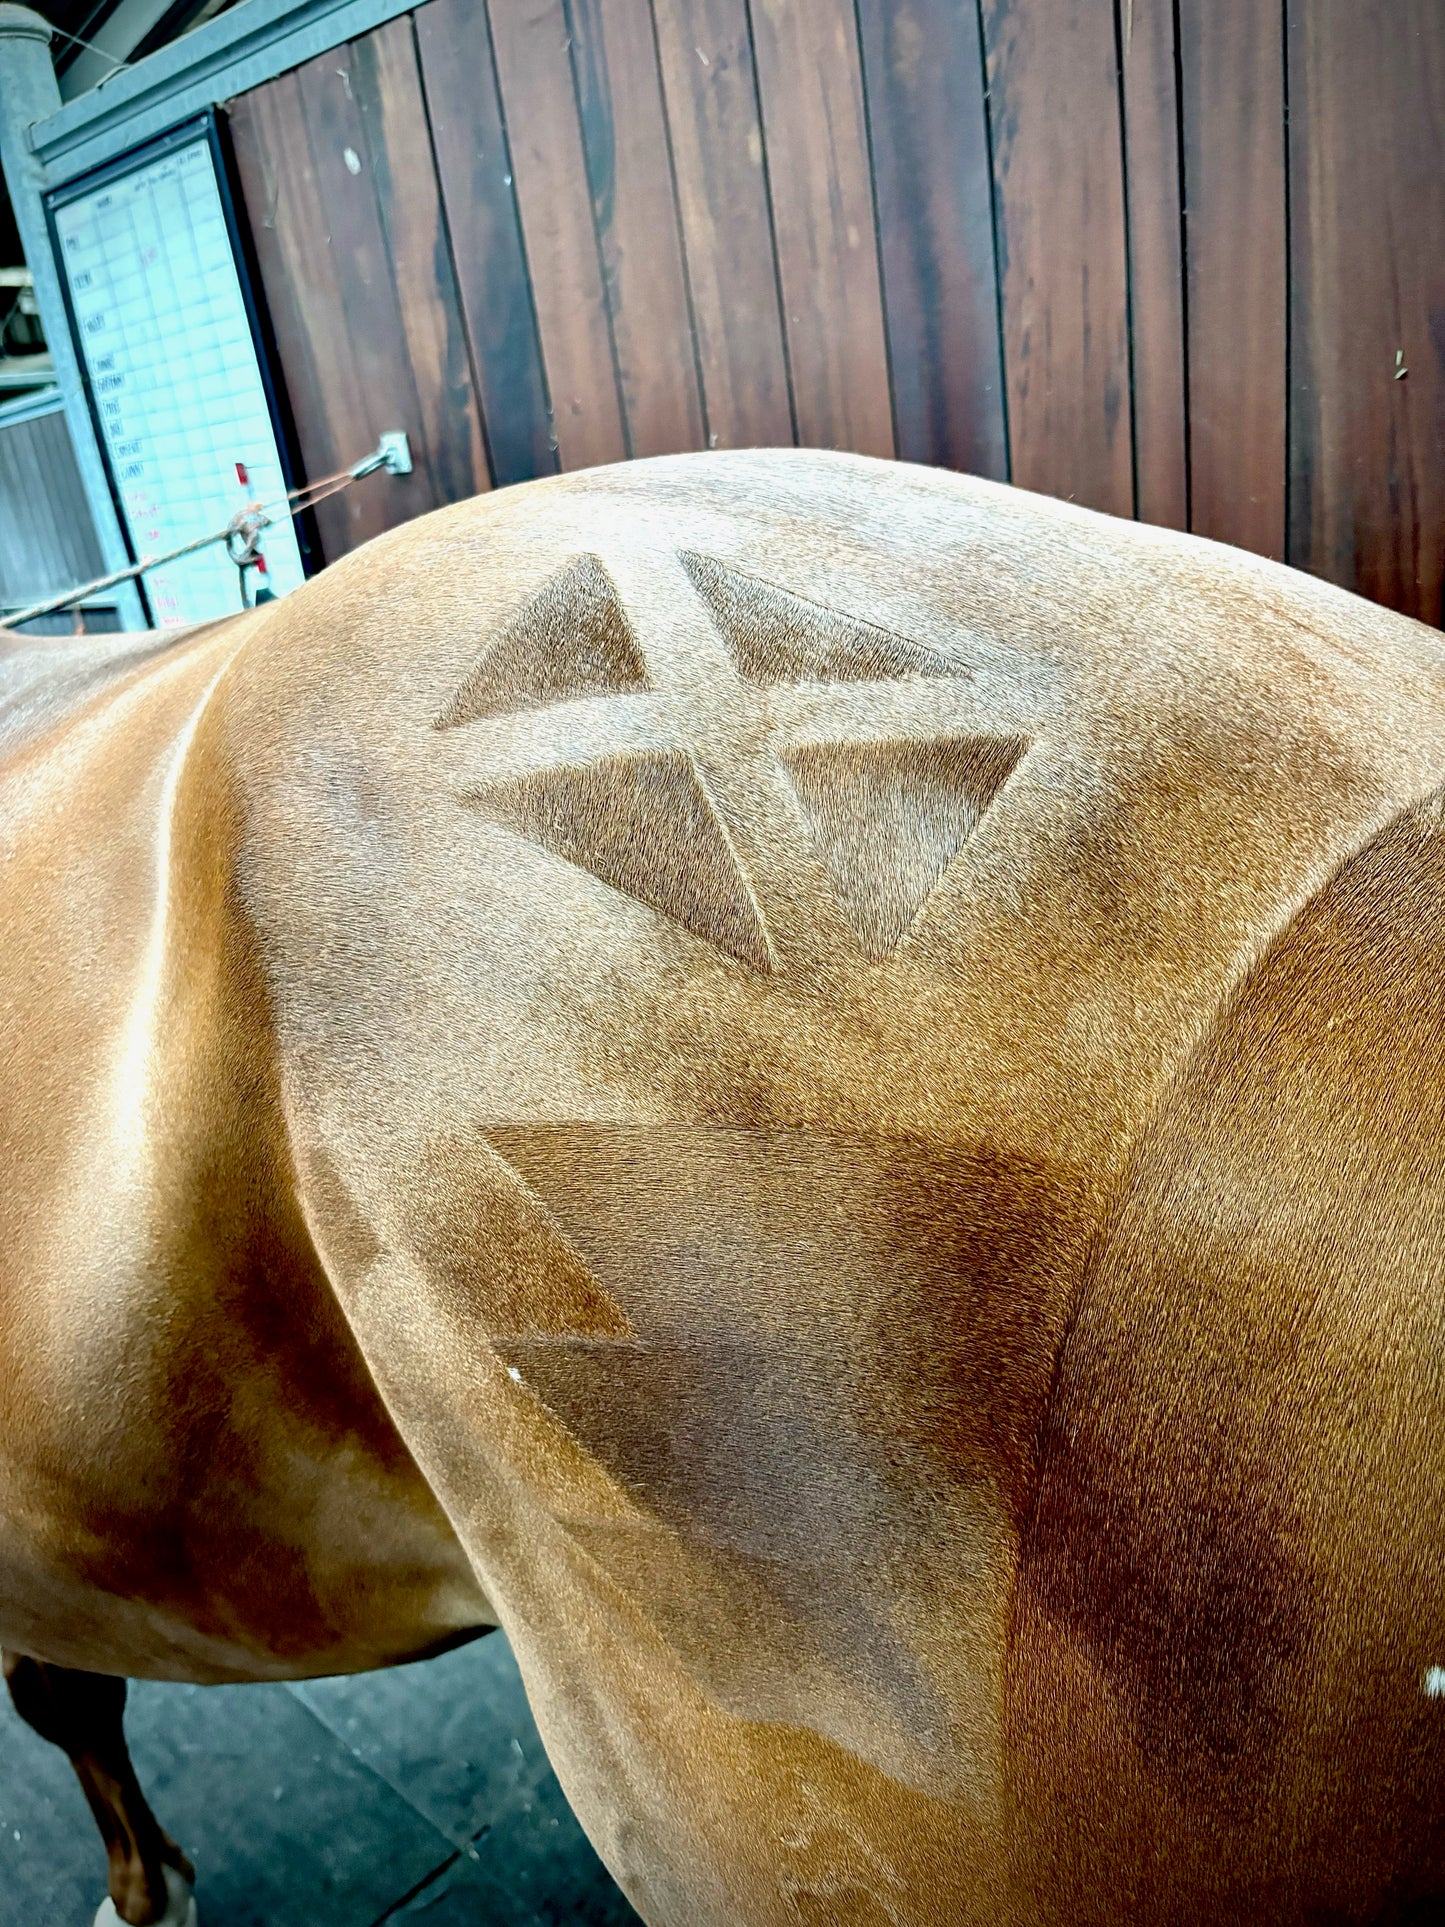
xmin=3 ymin=451 xmax=1445 ymax=1925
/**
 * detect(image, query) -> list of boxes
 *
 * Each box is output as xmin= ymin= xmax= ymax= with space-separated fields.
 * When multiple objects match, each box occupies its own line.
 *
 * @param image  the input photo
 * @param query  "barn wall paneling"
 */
xmin=225 ymin=0 xmax=1445 ymax=629
xmin=1120 ymin=0 xmax=1188 ymax=532
xmin=568 ymin=0 xmax=707 ymax=459
xmin=1178 ymin=0 xmax=1288 ymax=561
xmin=979 ymin=0 xmax=1134 ymax=521
xmin=0 ymin=395 xmax=109 ymax=611
xmin=650 ymin=0 xmax=793 ymax=448
xmin=853 ymin=0 xmax=1007 ymax=480
xmin=1287 ymin=0 xmax=1445 ymax=628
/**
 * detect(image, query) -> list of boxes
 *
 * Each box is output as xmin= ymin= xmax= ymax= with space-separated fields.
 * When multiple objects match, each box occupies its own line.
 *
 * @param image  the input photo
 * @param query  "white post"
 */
xmin=0 ymin=4 xmax=148 ymax=628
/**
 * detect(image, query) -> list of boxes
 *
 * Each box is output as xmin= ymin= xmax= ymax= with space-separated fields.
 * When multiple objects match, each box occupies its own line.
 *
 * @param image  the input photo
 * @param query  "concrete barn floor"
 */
xmin=0 ymin=1633 xmax=641 ymax=1925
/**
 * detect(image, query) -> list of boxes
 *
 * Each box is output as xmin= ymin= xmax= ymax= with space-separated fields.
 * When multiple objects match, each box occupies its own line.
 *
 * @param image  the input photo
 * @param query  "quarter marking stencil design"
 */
xmin=437 ymin=553 xmax=1030 ymax=968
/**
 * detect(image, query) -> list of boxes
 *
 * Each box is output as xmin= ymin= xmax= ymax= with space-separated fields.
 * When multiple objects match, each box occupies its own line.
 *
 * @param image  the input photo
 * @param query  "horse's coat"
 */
xmin=3 ymin=450 xmax=1445 ymax=1922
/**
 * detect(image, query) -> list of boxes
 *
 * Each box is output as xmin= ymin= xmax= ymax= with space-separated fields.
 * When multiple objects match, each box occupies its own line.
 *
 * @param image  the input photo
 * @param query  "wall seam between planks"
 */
xmin=1113 ymin=0 xmax=1141 ymax=519
xmin=741 ymin=0 xmax=800 ymax=446
xmin=291 ymin=58 xmax=369 ymax=542
xmin=407 ymin=10 xmax=499 ymax=493
xmin=227 ymin=85 xmax=336 ymax=535
xmin=972 ymin=0 xmax=1012 ymax=484
xmin=560 ymin=0 xmax=633 ymax=462
xmin=645 ymin=0 xmax=710 ymax=449
xmin=850 ymin=0 xmax=901 ymax=462
xmin=479 ymin=0 xmax=560 ymax=470
xmin=346 ymin=31 xmax=443 ymax=505
xmin=1171 ymin=0 xmax=1192 ymax=529
xmin=1281 ymin=0 xmax=1293 ymax=565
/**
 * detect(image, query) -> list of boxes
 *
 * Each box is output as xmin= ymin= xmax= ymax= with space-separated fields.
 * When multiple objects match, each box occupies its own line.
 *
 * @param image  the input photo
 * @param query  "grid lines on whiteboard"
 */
xmin=53 ymin=135 xmax=305 ymax=628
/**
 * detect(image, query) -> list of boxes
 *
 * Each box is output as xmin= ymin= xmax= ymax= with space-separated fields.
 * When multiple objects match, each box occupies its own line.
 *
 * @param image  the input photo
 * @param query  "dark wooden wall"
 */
xmin=227 ymin=0 xmax=1445 ymax=627
xmin=0 ymin=395 xmax=109 ymax=614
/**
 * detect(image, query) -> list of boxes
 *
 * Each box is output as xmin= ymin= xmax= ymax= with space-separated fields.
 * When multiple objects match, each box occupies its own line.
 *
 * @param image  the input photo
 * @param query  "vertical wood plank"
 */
xmin=854 ymin=0 xmax=1007 ymax=478
xmin=1179 ymin=0 xmax=1286 ymax=559
xmin=292 ymin=43 xmax=446 ymax=540
xmin=0 ymin=410 xmax=106 ymax=601
xmin=486 ymin=0 xmax=627 ymax=472
xmin=749 ymin=0 xmax=893 ymax=456
xmin=229 ymin=71 xmax=391 ymax=559
xmin=348 ymin=17 xmax=490 ymax=509
xmin=1288 ymin=0 xmax=1445 ymax=627
xmin=1121 ymin=0 xmax=1188 ymax=530
xmin=415 ymin=0 xmax=556 ymax=486
xmin=567 ymin=0 xmax=706 ymax=458
xmin=651 ymin=0 xmax=793 ymax=448
xmin=980 ymin=0 xmax=1134 ymax=520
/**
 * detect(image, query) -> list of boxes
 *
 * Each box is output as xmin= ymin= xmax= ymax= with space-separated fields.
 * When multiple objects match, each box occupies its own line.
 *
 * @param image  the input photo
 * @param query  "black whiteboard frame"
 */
xmin=43 ymin=106 xmax=321 ymax=623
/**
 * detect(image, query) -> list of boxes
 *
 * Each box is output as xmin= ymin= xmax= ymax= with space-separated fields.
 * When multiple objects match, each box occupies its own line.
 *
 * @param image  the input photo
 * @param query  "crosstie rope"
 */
xmin=0 ymin=440 xmax=401 ymax=634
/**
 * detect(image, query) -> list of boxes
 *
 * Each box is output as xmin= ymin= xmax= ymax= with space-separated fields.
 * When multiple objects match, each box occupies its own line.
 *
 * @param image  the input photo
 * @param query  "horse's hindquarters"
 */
xmin=9 ymin=449 xmax=1445 ymax=1919
xmin=234 ymin=454 xmax=1445 ymax=1920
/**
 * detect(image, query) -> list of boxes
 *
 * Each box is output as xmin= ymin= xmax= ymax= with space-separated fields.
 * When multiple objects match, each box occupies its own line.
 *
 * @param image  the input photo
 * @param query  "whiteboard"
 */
xmin=49 ymin=120 xmax=307 ymax=629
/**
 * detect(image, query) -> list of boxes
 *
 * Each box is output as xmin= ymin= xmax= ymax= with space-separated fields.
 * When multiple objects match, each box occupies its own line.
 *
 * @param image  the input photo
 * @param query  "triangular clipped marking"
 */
xmin=782 ymin=735 xmax=1027 ymax=961
xmin=476 ymin=750 xmax=771 ymax=970
xmin=435 ymin=554 xmax=649 ymax=727
xmin=681 ymin=550 xmax=961 ymax=686
xmin=396 ymin=1132 xmax=638 ymax=1344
